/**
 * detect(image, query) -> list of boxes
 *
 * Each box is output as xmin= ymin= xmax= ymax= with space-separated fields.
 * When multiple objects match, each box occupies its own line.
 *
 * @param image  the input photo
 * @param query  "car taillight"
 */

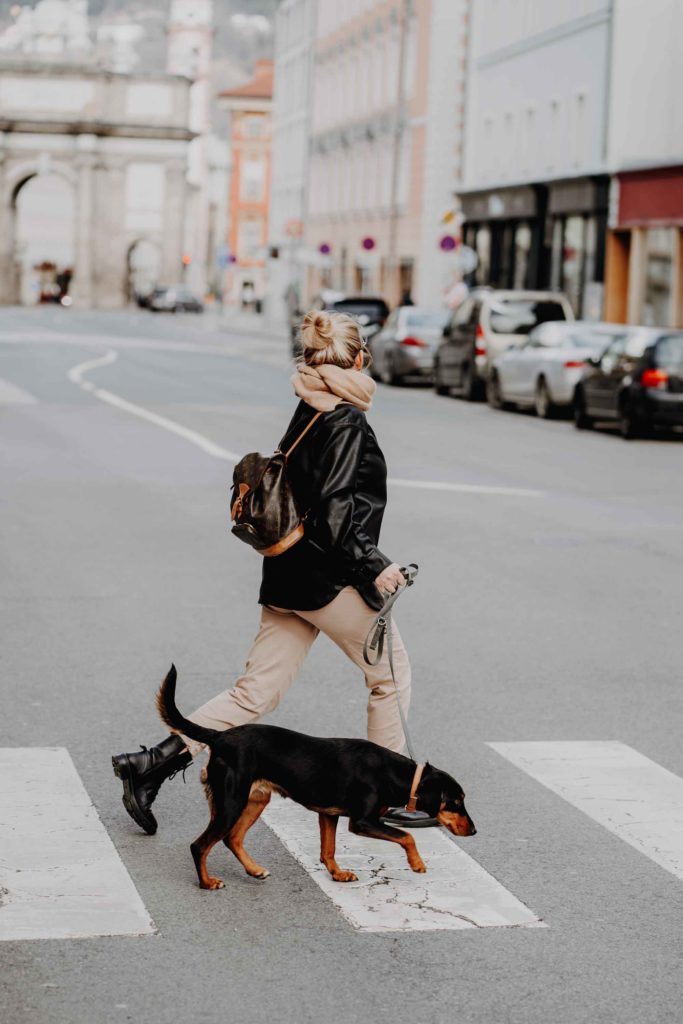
xmin=564 ymin=359 xmax=585 ymax=368
xmin=475 ymin=324 xmax=486 ymax=356
xmin=401 ymin=336 xmax=427 ymax=347
xmin=641 ymin=368 xmax=669 ymax=389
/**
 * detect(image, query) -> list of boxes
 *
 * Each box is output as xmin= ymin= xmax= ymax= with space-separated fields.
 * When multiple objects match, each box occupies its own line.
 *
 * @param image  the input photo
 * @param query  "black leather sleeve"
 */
xmin=308 ymin=424 xmax=392 ymax=584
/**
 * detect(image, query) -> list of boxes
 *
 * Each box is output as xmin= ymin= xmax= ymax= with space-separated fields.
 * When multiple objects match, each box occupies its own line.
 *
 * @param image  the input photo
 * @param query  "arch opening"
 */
xmin=13 ymin=173 xmax=76 ymax=305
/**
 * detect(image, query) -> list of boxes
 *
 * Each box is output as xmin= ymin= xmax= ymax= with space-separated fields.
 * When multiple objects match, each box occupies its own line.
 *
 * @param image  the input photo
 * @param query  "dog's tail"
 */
xmin=156 ymin=664 xmax=222 ymax=748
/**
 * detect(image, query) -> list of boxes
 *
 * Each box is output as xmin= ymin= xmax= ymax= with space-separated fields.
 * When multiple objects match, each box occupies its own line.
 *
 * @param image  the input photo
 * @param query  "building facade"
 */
xmin=267 ymin=0 xmax=317 ymax=325
xmin=220 ymin=60 xmax=273 ymax=308
xmin=305 ymin=0 xmax=469 ymax=308
xmin=461 ymin=0 xmax=612 ymax=318
xmin=0 ymin=61 xmax=193 ymax=308
xmin=604 ymin=0 xmax=683 ymax=327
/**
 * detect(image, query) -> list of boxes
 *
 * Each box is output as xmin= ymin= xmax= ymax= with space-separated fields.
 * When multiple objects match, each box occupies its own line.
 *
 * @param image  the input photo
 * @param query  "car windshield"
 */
xmin=332 ymin=299 xmax=388 ymax=321
xmin=489 ymin=298 xmax=568 ymax=335
xmin=565 ymin=328 xmax=628 ymax=350
xmin=655 ymin=334 xmax=683 ymax=368
xmin=405 ymin=311 xmax=449 ymax=329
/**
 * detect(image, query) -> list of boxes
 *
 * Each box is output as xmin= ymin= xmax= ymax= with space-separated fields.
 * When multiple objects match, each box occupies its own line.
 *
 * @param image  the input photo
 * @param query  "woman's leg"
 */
xmin=113 ymin=606 xmax=318 ymax=833
xmin=296 ymin=587 xmax=411 ymax=753
xmin=183 ymin=605 xmax=319 ymax=756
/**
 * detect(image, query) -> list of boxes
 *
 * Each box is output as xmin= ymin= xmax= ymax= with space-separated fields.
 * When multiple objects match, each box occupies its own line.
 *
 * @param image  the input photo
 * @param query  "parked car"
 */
xmin=290 ymin=294 xmax=389 ymax=357
xmin=370 ymin=307 xmax=450 ymax=385
xmin=573 ymin=328 xmax=683 ymax=438
xmin=149 ymin=286 xmax=204 ymax=313
xmin=488 ymin=321 xmax=629 ymax=418
xmin=435 ymin=289 xmax=574 ymax=400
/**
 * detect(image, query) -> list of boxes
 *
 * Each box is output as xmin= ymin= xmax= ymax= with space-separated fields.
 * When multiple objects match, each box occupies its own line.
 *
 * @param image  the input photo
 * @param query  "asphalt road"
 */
xmin=1 ymin=306 xmax=682 ymax=1024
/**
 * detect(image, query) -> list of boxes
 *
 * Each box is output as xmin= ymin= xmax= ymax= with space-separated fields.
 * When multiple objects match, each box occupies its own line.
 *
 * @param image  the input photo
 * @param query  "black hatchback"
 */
xmin=573 ymin=328 xmax=683 ymax=438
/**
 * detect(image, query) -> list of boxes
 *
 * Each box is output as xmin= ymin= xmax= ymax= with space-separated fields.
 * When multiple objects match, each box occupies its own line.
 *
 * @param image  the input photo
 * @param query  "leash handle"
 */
xmin=363 ymin=563 xmax=419 ymax=761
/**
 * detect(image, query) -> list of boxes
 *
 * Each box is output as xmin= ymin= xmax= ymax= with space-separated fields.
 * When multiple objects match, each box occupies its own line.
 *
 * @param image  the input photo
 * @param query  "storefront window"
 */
xmin=643 ymin=228 xmax=675 ymax=327
xmin=513 ymin=223 xmax=531 ymax=289
xmin=562 ymin=216 xmax=585 ymax=315
xmin=475 ymin=226 xmax=491 ymax=286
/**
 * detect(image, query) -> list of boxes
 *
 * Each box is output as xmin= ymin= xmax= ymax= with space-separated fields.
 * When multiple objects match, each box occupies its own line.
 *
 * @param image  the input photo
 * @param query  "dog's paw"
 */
xmin=409 ymin=858 xmax=427 ymax=874
xmin=249 ymin=867 xmax=270 ymax=880
xmin=331 ymin=870 xmax=358 ymax=883
xmin=200 ymin=876 xmax=225 ymax=890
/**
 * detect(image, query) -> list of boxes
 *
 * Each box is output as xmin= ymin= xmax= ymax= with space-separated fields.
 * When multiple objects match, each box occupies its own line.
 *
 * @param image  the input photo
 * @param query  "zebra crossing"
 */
xmin=1 ymin=741 xmax=681 ymax=939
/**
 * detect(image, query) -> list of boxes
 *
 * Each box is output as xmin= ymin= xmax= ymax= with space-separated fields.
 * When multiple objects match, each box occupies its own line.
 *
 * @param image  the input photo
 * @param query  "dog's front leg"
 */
xmin=319 ymin=813 xmax=357 ymax=882
xmin=349 ymin=817 xmax=427 ymax=873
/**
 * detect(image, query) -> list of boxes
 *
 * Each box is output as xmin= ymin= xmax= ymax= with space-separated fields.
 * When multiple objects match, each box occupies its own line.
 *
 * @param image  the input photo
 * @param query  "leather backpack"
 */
xmin=229 ymin=412 xmax=322 ymax=557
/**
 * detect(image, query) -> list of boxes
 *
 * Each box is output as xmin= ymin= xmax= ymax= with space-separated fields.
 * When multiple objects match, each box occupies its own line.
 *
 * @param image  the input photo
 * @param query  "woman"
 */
xmin=113 ymin=309 xmax=421 ymax=834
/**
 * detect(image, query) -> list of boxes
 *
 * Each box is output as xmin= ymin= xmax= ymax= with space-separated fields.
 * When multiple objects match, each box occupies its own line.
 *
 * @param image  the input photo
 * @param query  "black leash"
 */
xmin=363 ymin=563 xmax=419 ymax=761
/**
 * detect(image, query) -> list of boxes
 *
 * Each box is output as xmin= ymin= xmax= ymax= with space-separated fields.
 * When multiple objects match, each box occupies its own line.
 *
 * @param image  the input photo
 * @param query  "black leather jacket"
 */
xmin=259 ymin=400 xmax=392 ymax=612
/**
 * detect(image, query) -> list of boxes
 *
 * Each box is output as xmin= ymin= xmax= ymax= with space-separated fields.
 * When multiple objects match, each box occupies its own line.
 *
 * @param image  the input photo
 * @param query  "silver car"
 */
xmin=488 ymin=321 xmax=629 ymax=418
xmin=370 ymin=307 xmax=450 ymax=385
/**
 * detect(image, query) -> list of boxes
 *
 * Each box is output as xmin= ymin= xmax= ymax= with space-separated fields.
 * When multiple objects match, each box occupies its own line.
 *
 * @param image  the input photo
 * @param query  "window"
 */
xmin=643 ymin=228 xmax=675 ymax=327
xmin=488 ymin=298 xmax=568 ymax=335
xmin=656 ymin=334 xmax=683 ymax=368
xmin=243 ymin=116 xmax=263 ymax=138
xmin=240 ymin=158 xmax=265 ymax=202
xmin=237 ymin=218 xmax=264 ymax=261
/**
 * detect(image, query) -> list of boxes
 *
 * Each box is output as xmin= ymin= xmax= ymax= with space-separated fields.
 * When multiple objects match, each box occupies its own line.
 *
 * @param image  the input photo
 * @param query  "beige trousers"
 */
xmin=183 ymin=586 xmax=411 ymax=757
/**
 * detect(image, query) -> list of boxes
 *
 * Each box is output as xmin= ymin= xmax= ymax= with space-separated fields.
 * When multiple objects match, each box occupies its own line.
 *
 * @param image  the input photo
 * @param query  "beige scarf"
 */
xmin=292 ymin=363 xmax=376 ymax=412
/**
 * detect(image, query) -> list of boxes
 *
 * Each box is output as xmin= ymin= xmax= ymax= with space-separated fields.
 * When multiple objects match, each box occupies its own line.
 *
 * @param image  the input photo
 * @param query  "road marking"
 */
xmin=488 ymin=741 xmax=683 ymax=882
xmin=0 ymin=377 xmax=38 ymax=405
xmin=263 ymin=799 xmax=543 ymax=932
xmin=388 ymin=477 xmax=544 ymax=497
xmin=67 ymin=351 xmax=240 ymax=461
xmin=65 ymin=352 xmax=543 ymax=496
xmin=0 ymin=748 xmax=155 ymax=940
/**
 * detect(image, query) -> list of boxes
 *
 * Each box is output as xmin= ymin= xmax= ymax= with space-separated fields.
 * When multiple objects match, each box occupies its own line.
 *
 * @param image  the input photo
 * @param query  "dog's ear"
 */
xmin=418 ymin=774 xmax=442 ymax=817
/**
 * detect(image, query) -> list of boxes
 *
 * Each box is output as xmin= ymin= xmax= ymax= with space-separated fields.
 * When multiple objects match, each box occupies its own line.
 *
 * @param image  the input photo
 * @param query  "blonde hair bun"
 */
xmin=301 ymin=310 xmax=334 ymax=351
xmin=299 ymin=308 xmax=367 ymax=369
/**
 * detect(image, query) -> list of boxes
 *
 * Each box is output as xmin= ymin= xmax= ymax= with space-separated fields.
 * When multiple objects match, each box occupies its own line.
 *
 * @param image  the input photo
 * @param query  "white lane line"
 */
xmin=65 ymin=352 xmax=543 ymax=495
xmin=0 ymin=377 xmax=38 ymax=405
xmin=263 ymin=799 xmax=543 ymax=932
xmin=388 ymin=477 xmax=544 ymax=498
xmin=67 ymin=350 xmax=240 ymax=461
xmin=488 ymin=741 xmax=683 ymax=882
xmin=0 ymin=748 xmax=155 ymax=940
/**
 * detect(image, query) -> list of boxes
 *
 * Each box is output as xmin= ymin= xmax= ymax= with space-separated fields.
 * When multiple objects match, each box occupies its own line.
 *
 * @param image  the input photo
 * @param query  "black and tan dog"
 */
xmin=158 ymin=665 xmax=476 ymax=890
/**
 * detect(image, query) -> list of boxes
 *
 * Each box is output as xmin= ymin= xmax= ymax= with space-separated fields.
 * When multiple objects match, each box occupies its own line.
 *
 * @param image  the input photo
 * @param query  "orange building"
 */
xmin=219 ymin=60 xmax=273 ymax=307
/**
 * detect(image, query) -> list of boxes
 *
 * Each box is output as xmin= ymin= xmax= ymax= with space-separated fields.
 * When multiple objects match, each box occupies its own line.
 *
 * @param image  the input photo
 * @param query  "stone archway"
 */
xmin=126 ymin=238 xmax=163 ymax=303
xmin=0 ymin=159 xmax=80 ymax=307
xmin=13 ymin=170 xmax=77 ymax=305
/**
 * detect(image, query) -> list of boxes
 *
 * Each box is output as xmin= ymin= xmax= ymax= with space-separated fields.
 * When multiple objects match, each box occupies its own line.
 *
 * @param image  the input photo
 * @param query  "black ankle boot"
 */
xmin=112 ymin=735 xmax=192 ymax=835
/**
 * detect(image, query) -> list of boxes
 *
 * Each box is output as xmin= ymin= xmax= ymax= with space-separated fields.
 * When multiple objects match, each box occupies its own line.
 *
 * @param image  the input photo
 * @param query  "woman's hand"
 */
xmin=374 ymin=563 xmax=405 ymax=594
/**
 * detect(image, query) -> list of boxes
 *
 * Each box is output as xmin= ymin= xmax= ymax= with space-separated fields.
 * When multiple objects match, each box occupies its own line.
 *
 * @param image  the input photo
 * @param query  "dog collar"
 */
xmin=405 ymin=763 xmax=425 ymax=812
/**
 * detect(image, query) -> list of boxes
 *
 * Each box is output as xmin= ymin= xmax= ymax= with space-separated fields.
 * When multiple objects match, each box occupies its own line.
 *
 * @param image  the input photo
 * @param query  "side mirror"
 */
xmin=442 ymin=325 xmax=450 ymax=338
xmin=585 ymin=355 xmax=600 ymax=368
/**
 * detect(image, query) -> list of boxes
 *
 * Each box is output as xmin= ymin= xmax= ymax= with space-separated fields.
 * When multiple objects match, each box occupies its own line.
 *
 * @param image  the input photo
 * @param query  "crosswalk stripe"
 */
xmin=262 ymin=799 xmax=544 ymax=932
xmin=0 ymin=748 xmax=155 ymax=940
xmin=488 ymin=741 xmax=683 ymax=882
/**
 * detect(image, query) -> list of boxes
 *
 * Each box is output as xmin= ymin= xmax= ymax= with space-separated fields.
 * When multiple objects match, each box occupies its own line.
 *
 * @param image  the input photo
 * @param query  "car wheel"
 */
xmin=534 ymin=377 xmax=556 ymax=419
xmin=573 ymin=390 xmax=593 ymax=430
xmin=461 ymin=362 xmax=481 ymax=402
xmin=619 ymin=406 xmax=643 ymax=440
xmin=434 ymin=360 xmax=450 ymax=396
xmin=381 ymin=356 xmax=399 ymax=386
xmin=487 ymin=372 xmax=503 ymax=410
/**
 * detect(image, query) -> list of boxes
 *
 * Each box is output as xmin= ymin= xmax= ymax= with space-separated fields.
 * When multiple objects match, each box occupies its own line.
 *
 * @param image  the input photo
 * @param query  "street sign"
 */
xmin=361 ymin=237 xmax=376 ymax=251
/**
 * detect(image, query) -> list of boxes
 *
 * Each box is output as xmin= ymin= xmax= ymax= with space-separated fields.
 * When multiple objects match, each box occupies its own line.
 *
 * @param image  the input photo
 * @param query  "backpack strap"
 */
xmin=282 ymin=411 xmax=323 ymax=459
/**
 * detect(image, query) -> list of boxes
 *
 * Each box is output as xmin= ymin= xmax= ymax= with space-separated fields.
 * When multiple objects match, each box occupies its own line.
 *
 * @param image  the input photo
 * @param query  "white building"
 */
xmin=303 ymin=0 xmax=469 ymax=309
xmin=461 ymin=0 xmax=613 ymax=316
xmin=267 ymin=0 xmax=317 ymax=326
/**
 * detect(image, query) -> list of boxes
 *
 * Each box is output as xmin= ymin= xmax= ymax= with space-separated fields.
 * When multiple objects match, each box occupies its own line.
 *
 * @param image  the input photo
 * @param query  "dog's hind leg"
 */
xmin=191 ymin=763 xmax=247 ymax=890
xmin=319 ymin=814 xmax=357 ymax=882
xmin=349 ymin=818 xmax=427 ymax=873
xmin=225 ymin=790 xmax=272 ymax=879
